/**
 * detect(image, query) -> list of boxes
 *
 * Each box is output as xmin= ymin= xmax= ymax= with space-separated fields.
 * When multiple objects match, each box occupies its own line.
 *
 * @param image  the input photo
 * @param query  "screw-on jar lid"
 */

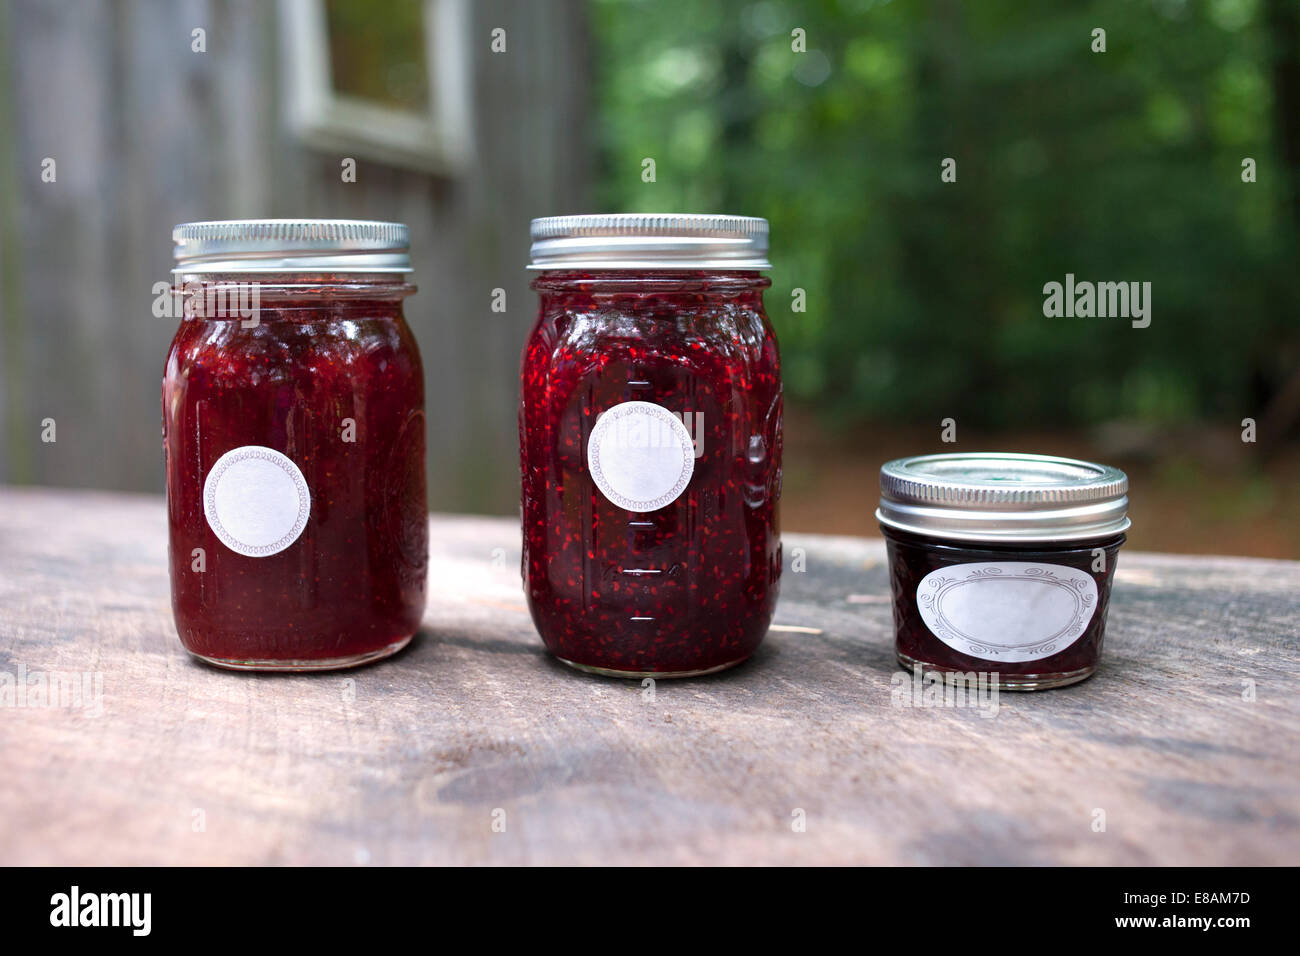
xmin=173 ymin=219 xmax=412 ymax=274
xmin=528 ymin=214 xmax=770 ymax=270
xmin=876 ymin=452 xmax=1131 ymax=544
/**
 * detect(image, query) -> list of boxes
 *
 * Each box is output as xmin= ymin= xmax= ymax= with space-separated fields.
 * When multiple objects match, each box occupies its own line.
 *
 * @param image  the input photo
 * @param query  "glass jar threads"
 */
xmin=877 ymin=453 xmax=1130 ymax=690
xmin=520 ymin=214 xmax=784 ymax=677
xmin=163 ymin=220 xmax=428 ymax=670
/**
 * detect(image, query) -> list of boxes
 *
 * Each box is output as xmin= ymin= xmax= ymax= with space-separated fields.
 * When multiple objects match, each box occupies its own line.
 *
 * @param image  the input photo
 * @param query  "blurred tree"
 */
xmin=591 ymin=0 xmax=1299 ymax=437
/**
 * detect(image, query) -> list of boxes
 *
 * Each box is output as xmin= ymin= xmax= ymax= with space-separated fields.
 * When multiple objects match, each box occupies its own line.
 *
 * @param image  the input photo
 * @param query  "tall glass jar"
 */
xmin=163 ymin=220 xmax=427 ymax=670
xmin=520 ymin=215 xmax=783 ymax=677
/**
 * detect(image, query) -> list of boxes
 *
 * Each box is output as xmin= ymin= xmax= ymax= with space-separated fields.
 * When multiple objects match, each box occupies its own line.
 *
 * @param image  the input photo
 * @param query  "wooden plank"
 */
xmin=0 ymin=487 xmax=1296 ymax=865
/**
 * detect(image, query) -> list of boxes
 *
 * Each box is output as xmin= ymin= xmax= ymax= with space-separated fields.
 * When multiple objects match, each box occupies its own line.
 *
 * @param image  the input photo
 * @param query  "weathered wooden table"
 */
xmin=1 ymin=487 xmax=1296 ymax=865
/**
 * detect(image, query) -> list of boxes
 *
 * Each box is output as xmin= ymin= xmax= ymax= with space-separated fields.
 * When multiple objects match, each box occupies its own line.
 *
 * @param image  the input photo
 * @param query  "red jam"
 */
xmin=163 ymin=271 xmax=427 ymax=669
xmin=520 ymin=270 xmax=783 ymax=676
xmin=883 ymin=527 xmax=1125 ymax=688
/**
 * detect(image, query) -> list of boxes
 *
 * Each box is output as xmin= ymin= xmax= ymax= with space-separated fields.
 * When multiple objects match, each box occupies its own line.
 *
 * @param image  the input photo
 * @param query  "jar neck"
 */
xmin=172 ymin=271 xmax=414 ymax=321
xmin=530 ymin=270 xmax=770 ymax=295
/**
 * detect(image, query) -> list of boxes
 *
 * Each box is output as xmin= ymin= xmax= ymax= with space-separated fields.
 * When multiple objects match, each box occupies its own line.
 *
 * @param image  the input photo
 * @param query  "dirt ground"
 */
xmin=780 ymin=409 xmax=1300 ymax=560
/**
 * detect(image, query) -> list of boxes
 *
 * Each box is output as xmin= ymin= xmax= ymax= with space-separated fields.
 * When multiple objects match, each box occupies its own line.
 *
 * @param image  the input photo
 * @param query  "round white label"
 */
xmin=587 ymin=401 xmax=695 ymax=513
xmin=916 ymin=562 xmax=1099 ymax=662
xmin=203 ymin=445 xmax=311 ymax=557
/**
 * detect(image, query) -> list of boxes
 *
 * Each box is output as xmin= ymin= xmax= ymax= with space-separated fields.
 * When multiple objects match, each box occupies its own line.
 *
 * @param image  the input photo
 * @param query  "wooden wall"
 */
xmin=0 ymin=0 xmax=589 ymax=513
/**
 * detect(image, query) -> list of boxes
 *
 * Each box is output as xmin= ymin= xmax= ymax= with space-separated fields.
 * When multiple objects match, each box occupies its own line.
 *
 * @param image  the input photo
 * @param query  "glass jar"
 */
xmin=520 ymin=215 xmax=783 ymax=677
xmin=163 ymin=220 xmax=427 ymax=670
xmin=877 ymin=453 xmax=1130 ymax=690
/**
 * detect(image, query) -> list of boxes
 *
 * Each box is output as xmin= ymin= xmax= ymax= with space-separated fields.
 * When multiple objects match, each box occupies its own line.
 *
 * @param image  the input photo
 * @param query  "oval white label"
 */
xmin=203 ymin=445 xmax=311 ymax=557
xmin=587 ymin=400 xmax=695 ymax=512
xmin=916 ymin=562 xmax=1098 ymax=662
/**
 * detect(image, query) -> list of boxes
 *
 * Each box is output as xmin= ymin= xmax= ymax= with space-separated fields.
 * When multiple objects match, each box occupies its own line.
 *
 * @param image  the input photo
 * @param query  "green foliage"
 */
xmin=591 ymin=0 xmax=1299 ymax=427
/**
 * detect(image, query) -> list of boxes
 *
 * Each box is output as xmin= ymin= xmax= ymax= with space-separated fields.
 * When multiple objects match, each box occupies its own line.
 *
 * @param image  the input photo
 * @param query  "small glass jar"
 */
xmin=520 ymin=215 xmax=783 ymax=677
xmin=163 ymin=220 xmax=427 ymax=670
xmin=877 ymin=453 xmax=1129 ymax=690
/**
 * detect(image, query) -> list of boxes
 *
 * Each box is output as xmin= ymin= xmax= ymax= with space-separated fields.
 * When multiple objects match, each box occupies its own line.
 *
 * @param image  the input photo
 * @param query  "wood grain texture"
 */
xmin=0 ymin=487 xmax=1297 ymax=865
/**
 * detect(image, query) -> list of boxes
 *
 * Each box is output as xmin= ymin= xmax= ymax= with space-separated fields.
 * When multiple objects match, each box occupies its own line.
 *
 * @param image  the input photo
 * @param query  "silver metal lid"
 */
xmin=528 ymin=214 xmax=770 ymax=270
xmin=172 ymin=219 xmax=412 ymax=274
xmin=876 ymin=452 xmax=1130 ymax=544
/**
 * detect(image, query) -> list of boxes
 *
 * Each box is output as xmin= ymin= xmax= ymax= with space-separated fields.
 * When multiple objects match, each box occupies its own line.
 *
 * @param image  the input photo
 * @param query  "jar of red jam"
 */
xmin=163 ymin=220 xmax=427 ymax=670
xmin=520 ymin=215 xmax=783 ymax=677
xmin=877 ymin=453 xmax=1130 ymax=690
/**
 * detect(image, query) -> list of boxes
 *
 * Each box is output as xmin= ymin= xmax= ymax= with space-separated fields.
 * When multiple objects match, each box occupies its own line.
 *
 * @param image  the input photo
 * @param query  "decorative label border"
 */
xmin=203 ymin=445 xmax=311 ymax=558
xmin=587 ymin=401 xmax=695 ymax=513
xmin=917 ymin=562 xmax=1098 ymax=662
